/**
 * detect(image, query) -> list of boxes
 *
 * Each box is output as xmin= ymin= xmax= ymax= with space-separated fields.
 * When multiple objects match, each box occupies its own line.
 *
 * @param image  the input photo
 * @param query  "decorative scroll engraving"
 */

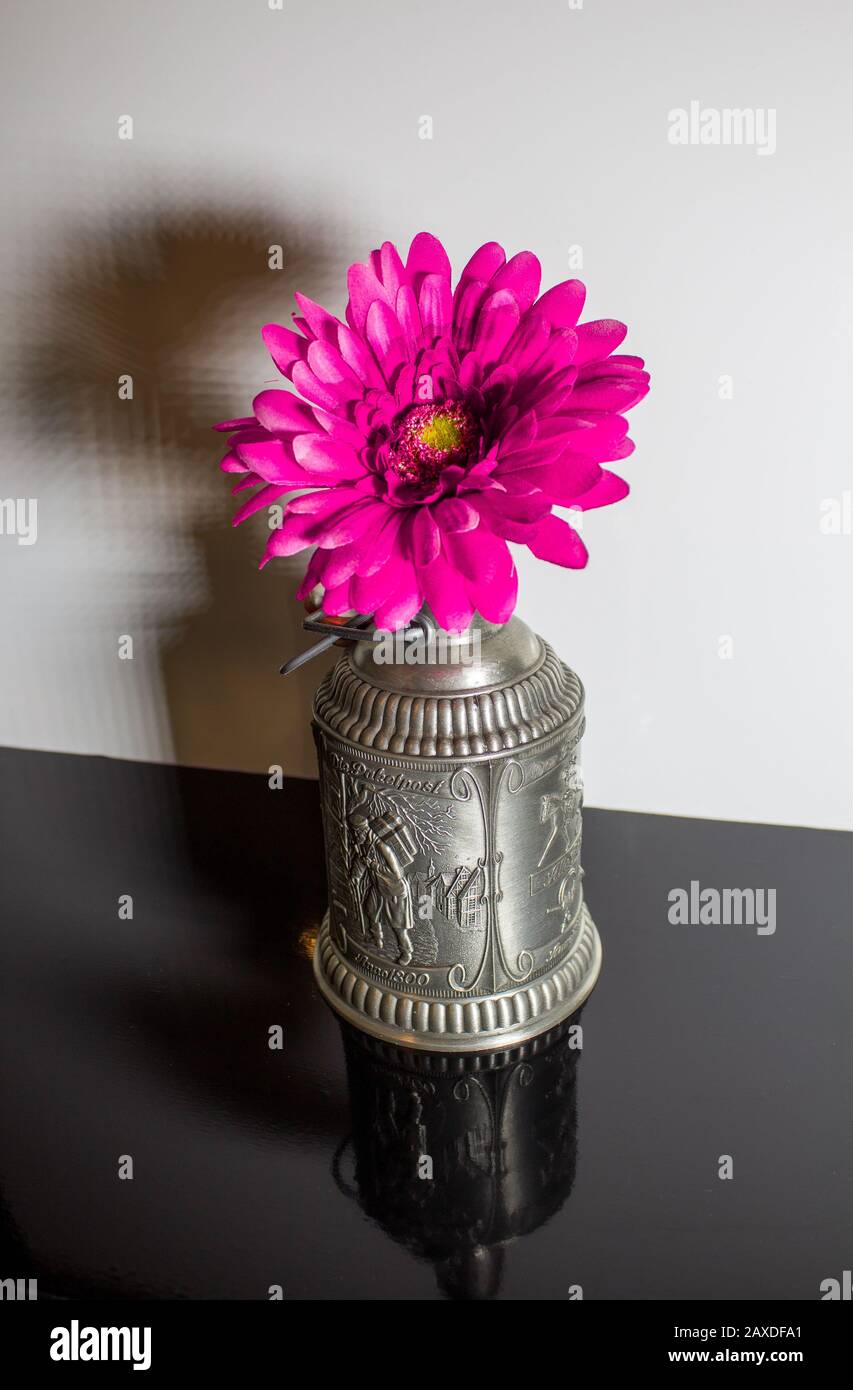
xmin=444 ymin=768 xmax=491 ymax=993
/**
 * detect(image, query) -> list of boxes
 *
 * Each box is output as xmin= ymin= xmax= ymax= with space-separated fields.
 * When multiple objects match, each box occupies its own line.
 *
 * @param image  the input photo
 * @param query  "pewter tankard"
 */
xmin=310 ymin=610 xmax=601 ymax=1051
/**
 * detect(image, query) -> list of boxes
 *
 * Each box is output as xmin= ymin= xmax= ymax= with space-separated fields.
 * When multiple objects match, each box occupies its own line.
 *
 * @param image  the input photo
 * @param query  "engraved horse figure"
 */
xmin=537 ymin=766 xmax=582 ymax=869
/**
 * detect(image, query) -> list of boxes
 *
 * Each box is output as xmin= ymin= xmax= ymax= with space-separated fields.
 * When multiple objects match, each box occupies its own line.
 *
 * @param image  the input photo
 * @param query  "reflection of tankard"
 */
xmin=333 ymin=1019 xmax=582 ymax=1299
xmin=312 ymin=611 xmax=601 ymax=1051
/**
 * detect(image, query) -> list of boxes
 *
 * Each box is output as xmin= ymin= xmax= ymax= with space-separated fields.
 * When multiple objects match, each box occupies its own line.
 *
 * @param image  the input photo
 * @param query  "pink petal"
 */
xmin=235 ymin=439 xmax=317 ymax=486
xmin=346 ymin=260 xmax=394 ymax=334
xmin=501 ymin=313 xmax=551 ymax=375
xmin=291 ymin=434 xmax=367 ymax=480
xmin=322 ymin=546 xmax=375 ymax=591
xmin=527 ymin=513 xmax=588 ymax=568
xmin=293 ymin=292 xmax=341 ymax=342
xmin=262 ymin=323 xmax=309 ymax=377
xmin=453 ymin=279 xmax=488 ymax=350
xmin=314 ymin=541 xmax=364 ymax=589
xmin=445 ymin=527 xmax=513 ymax=583
xmin=213 ymin=416 xmax=255 ymax=433
xmin=467 ymin=558 xmax=517 ymax=624
xmin=457 ymin=353 xmax=483 ymax=392
xmin=489 ymin=251 xmax=541 ymax=314
xmin=296 ymin=549 xmax=325 ymax=601
xmin=514 ymin=459 xmax=603 ymax=506
xmin=418 ymin=547 xmax=474 ymax=632
xmin=379 ymin=241 xmax=406 ymax=297
xmin=605 ymin=353 xmax=645 ymax=370
xmin=596 ymin=436 xmax=634 ymax=462
xmin=567 ymin=379 xmax=650 ymax=412
xmin=291 ymin=360 xmax=352 ymax=412
xmin=472 ymin=509 xmax=536 ymax=544
xmin=494 ymin=438 xmax=563 ymax=473
xmin=261 ymin=512 xmax=319 ymax=564
xmin=539 ymin=422 xmax=635 ymax=467
xmin=354 ymin=508 xmax=407 ymax=576
xmin=576 ymin=360 xmax=648 ymax=383
xmin=252 ymin=390 xmax=318 ymax=434
xmin=307 ymin=499 xmax=388 ymax=549
xmin=574 ymin=319 xmax=627 ymax=364
xmin=498 ymin=411 xmax=539 ymax=455
xmin=525 ymin=369 xmax=578 ymax=416
xmin=541 ymin=415 xmax=629 ymax=450
xmin=524 ymin=327 xmax=578 ymax=380
xmin=472 ymin=289 xmax=521 ymax=367
xmin=482 ymin=364 xmax=518 ymax=407
xmin=412 ymin=507 xmax=440 ymax=566
xmin=393 ymin=363 xmax=418 ymax=407
xmin=222 ymin=427 xmax=272 ymax=446
xmin=337 ymin=324 xmax=384 ymax=388
xmin=395 ymin=285 xmax=422 ymax=351
xmin=482 ymin=485 xmax=552 ymax=525
xmin=232 ymin=483 xmax=290 ymax=526
xmin=533 ymin=280 xmax=586 ymax=329
xmin=307 ymin=340 xmax=363 ymax=395
xmin=350 ymin=563 xmax=397 ymax=614
xmin=287 ymin=485 xmax=369 ymax=518
xmin=321 ymin=580 xmax=355 ymax=616
xmin=418 ymin=272 xmax=452 ymax=340
xmin=373 ymin=562 xmax=423 ymax=630
xmin=457 ymin=241 xmax=505 ymax=287
xmin=567 ymin=469 xmax=630 ymax=510
xmin=499 ymin=443 xmax=601 ymax=497
xmin=310 ymin=405 xmax=368 ymax=447
xmin=231 ymin=473 xmax=262 ymax=493
xmin=365 ymin=299 xmax=408 ymax=380
xmin=432 ymin=497 xmax=479 ymax=533
xmin=405 ymin=232 xmax=451 ymax=284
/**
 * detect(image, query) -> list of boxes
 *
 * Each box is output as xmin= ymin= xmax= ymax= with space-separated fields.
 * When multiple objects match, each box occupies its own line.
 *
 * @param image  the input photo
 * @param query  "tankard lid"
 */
xmin=314 ymin=610 xmax=584 ymax=758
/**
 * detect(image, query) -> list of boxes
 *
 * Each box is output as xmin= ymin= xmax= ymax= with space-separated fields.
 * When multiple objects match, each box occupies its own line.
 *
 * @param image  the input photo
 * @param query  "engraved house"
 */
xmin=412 ymin=861 xmax=485 ymax=932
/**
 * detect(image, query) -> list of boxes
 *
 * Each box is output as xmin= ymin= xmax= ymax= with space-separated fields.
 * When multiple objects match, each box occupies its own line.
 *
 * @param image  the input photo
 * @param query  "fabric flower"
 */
xmin=215 ymin=233 xmax=649 ymax=631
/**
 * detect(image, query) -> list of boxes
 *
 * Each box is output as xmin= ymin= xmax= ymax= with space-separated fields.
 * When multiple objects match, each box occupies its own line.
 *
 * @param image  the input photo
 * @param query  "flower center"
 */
xmin=388 ymin=402 xmax=477 ymax=485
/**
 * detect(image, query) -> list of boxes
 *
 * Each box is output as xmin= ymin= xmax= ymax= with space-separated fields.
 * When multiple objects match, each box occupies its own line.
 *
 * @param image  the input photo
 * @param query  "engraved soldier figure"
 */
xmin=537 ymin=766 xmax=582 ymax=868
xmin=348 ymin=800 xmax=417 ymax=965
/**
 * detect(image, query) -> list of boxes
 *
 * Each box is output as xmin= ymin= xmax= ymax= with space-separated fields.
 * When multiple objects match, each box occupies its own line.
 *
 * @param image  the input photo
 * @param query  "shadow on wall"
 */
xmin=17 ymin=177 xmax=344 ymax=774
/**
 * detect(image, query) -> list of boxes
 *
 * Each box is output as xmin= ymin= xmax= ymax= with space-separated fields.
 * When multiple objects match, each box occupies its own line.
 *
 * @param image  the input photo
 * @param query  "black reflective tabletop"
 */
xmin=0 ymin=747 xmax=850 ymax=1300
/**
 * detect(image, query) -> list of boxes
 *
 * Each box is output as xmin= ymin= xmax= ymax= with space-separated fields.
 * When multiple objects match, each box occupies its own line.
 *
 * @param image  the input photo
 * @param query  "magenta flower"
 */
xmin=215 ymin=233 xmax=649 ymax=631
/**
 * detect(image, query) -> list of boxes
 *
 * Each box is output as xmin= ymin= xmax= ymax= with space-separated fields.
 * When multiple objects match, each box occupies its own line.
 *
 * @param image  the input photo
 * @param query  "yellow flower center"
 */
xmin=418 ymin=413 xmax=463 ymax=454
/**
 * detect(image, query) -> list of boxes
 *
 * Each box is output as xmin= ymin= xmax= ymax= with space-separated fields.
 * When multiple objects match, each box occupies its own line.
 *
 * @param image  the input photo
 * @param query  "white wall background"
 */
xmin=1 ymin=0 xmax=851 ymax=828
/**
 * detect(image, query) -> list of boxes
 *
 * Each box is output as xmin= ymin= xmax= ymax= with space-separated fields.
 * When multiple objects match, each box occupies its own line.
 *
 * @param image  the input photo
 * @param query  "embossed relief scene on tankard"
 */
xmin=323 ymin=753 xmax=489 ymax=990
xmin=320 ymin=722 xmax=588 ymax=1006
xmin=492 ymin=740 xmax=585 ymax=972
xmin=531 ymin=763 xmax=584 ymax=941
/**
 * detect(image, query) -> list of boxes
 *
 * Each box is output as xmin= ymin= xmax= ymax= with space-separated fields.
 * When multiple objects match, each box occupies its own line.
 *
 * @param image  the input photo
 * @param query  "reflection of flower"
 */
xmin=216 ymin=233 xmax=649 ymax=630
